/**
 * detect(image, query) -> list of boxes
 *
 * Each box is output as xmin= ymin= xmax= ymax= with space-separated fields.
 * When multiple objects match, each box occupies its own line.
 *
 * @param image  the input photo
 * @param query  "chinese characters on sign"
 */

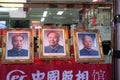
xmin=6 ymin=69 xmax=106 ymax=80
xmin=0 ymin=64 xmax=111 ymax=80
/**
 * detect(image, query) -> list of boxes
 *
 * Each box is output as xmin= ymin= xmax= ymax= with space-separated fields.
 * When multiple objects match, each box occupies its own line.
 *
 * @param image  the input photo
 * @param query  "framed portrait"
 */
xmin=72 ymin=29 xmax=104 ymax=63
xmin=2 ymin=28 xmax=34 ymax=64
xmin=38 ymin=26 xmax=70 ymax=60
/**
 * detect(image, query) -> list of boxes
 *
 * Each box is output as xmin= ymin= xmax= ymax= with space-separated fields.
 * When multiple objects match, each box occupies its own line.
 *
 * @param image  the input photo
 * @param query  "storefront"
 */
xmin=0 ymin=0 xmax=113 ymax=80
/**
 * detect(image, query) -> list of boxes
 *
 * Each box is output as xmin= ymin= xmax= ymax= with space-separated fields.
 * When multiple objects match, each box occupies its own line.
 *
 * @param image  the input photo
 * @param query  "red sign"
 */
xmin=0 ymin=64 xmax=112 ymax=80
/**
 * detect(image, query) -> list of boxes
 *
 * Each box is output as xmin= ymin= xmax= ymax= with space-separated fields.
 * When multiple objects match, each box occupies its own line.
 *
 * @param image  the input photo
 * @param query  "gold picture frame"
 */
xmin=72 ymin=29 xmax=104 ymax=63
xmin=2 ymin=28 xmax=34 ymax=64
xmin=38 ymin=26 xmax=70 ymax=60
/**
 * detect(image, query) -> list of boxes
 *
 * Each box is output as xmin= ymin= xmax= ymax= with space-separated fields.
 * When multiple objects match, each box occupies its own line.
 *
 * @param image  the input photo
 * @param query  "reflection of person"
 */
xmin=7 ymin=33 xmax=28 ymax=57
xmin=80 ymin=35 xmax=99 ymax=56
xmin=44 ymin=31 xmax=64 ymax=53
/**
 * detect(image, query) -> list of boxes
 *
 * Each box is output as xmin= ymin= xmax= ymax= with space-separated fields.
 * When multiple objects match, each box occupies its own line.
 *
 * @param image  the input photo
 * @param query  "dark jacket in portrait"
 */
xmin=80 ymin=48 xmax=99 ymax=56
xmin=44 ymin=44 xmax=64 ymax=53
xmin=7 ymin=48 xmax=28 ymax=57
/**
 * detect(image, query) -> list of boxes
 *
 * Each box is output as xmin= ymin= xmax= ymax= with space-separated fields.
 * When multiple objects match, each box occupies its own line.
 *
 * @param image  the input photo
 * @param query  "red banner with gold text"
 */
xmin=0 ymin=63 xmax=112 ymax=80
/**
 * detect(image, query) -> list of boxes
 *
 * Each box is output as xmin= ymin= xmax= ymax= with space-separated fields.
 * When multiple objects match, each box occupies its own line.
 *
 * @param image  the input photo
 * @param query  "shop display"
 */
xmin=38 ymin=26 xmax=70 ymax=60
xmin=2 ymin=28 xmax=34 ymax=64
xmin=72 ymin=28 xmax=104 ymax=63
xmin=0 ymin=1 xmax=113 ymax=80
xmin=0 ymin=26 xmax=106 ymax=63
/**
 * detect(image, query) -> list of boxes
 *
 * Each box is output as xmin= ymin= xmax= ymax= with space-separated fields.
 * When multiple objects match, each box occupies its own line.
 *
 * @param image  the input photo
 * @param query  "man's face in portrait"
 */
xmin=83 ymin=36 xmax=92 ymax=50
xmin=47 ymin=32 xmax=59 ymax=47
xmin=12 ymin=36 xmax=24 ymax=51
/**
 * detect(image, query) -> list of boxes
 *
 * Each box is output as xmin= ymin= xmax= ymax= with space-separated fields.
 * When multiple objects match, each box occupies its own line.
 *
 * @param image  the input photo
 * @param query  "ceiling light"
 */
xmin=0 ymin=0 xmax=26 ymax=3
xmin=57 ymin=11 xmax=64 ymax=15
xmin=43 ymin=11 xmax=48 ymax=17
xmin=0 ymin=8 xmax=11 ymax=12
xmin=92 ymin=0 xmax=98 ymax=2
xmin=98 ymin=7 xmax=111 ymax=9
xmin=41 ymin=18 xmax=45 ymax=22
xmin=0 ymin=8 xmax=18 ymax=12
xmin=0 ymin=3 xmax=24 ymax=7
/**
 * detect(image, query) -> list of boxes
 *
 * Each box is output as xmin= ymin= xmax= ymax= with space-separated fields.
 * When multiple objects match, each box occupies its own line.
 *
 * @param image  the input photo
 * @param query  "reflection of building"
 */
xmin=0 ymin=21 xmax=6 ymax=28
xmin=82 ymin=8 xmax=111 ymax=28
xmin=97 ymin=9 xmax=111 ymax=26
